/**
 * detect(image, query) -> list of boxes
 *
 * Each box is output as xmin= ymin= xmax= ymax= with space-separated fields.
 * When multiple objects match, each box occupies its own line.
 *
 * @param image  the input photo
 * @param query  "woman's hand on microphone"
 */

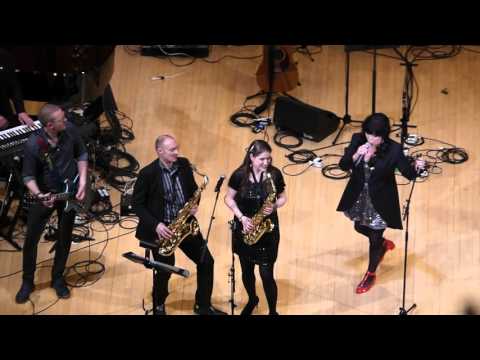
xmin=353 ymin=143 xmax=370 ymax=162
xmin=415 ymin=159 xmax=426 ymax=173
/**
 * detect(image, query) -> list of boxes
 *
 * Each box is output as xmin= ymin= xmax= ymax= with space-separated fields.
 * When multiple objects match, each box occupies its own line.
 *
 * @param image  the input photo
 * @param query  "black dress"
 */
xmin=228 ymin=166 xmax=286 ymax=265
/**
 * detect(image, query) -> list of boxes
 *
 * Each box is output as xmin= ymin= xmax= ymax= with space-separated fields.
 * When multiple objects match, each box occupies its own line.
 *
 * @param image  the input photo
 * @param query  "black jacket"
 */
xmin=336 ymin=133 xmax=418 ymax=229
xmin=132 ymin=157 xmax=198 ymax=245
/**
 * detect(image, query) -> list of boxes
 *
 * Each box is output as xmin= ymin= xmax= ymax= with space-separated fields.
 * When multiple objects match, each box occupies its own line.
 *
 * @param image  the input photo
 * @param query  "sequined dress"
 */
xmin=344 ymin=162 xmax=387 ymax=230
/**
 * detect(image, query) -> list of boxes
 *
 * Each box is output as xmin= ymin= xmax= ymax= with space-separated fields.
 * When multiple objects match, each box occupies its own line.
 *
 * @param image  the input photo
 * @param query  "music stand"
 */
xmin=123 ymin=250 xmax=190 ymax=315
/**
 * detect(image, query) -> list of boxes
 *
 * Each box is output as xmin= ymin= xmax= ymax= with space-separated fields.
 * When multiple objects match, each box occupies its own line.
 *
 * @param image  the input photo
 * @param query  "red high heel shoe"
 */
xmin=378 ymin=238 xmax=395 ymax=266
xmin=356 ymin=271 xmax=376 ymax=294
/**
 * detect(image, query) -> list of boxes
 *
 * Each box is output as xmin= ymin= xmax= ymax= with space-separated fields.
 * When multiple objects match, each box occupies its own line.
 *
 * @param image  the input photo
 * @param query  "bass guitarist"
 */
xmin=15 ymin=103 xmax=88 ymax=304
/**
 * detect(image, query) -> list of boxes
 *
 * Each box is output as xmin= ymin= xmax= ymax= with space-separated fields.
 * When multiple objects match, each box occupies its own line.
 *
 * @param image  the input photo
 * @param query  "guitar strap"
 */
xmin=36 ymin=134 xmax=65 ymax=191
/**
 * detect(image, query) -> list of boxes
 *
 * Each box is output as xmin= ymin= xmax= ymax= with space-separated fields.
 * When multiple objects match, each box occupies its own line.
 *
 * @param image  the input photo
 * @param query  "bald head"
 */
xmin=155 ymin=134 xmax=175 ymax=150
xmin=155 ymin=135 xmax=179 ymax=167
xmin=38 ymin=103 xmax=63 ymax=127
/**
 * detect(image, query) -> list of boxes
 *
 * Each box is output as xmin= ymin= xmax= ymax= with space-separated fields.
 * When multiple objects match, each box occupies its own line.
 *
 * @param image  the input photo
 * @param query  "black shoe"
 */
xmin=193 ymin=304 xmax=227 ymax=315
xmin=15 ymin=282 xmax=35 ymax=304
xmin=51 ymin=279 xmax=71 ymax=299
xmin=154 ymin=304 xmax=166 ymax=315
xmin=269 ymin=311 xmax=279 ymax=315
xmin=240 ymin=296 xmax=259 ymax=316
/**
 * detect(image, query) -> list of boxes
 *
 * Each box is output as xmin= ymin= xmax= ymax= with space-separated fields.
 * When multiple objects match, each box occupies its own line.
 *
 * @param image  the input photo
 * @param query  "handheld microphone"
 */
xmin=354 ymin=153 xmax=364 ymax=167
xmin=214 ymin=175 xmax=226 ymax=192
xmin=354 ymin=143 xmax=370 ymax=166
xmin=407 ymin=154 xmax=427 ymax=176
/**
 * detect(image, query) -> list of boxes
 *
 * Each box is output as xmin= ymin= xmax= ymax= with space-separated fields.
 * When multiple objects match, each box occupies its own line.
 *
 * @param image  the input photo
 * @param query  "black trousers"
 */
xmin=152 ymin=233 xmax=214 ymax=308
xmin=22 ymin=202 xmax=75 ymax=284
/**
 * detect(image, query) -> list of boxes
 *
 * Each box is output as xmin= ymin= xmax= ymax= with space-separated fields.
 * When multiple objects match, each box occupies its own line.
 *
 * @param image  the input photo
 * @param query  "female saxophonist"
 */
xmin=224 ymin=140 xmax=287 ymax=315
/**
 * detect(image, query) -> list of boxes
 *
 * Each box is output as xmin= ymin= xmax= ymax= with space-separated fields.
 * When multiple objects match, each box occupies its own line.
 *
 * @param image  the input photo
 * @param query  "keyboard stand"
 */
xmin=0 ymin=167 xmax=23 ymax=251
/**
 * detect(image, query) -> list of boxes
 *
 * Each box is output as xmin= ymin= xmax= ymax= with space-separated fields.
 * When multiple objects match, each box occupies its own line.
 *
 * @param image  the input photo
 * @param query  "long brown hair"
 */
xmin=237 ymin=140 xmax=273 ymax=188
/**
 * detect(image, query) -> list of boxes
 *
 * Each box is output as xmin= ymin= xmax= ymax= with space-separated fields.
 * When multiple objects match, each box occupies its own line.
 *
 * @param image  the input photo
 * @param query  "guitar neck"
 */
xmin=52 ymin=193 xmax=72 ymax=201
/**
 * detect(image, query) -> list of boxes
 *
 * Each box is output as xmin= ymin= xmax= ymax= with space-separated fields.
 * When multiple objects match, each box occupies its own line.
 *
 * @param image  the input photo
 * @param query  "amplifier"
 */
xmin=273 ymin=96 xmax=340 ymax=142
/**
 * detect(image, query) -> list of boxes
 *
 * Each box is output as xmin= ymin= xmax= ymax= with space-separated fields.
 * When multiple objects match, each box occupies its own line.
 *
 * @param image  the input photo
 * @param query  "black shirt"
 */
xmin=22 ymin=121 xmax=88 ymax=193
xmin=227 ymin=166 xmax=286 ymax=264
xmin=228 ymin=166 xmax=285 ymax=217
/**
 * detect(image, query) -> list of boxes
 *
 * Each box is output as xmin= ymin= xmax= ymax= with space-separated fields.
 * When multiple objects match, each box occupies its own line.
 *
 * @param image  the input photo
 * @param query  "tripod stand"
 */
xmin=391 ymin=49 xmax=418 ymax=148
xmin=398 ymin=175 xmax=418 ymax=315
xmin=246 ymin=46 xmax=299 ymax=115
xmin=251 ymin=46 xmax=277 ymax=115
xmin=332 ymin=48 xmax=364 ymax=145
xmin=333 ymin=46 xmax=399 ymax=145
xmin=122 ymin=250 xmax=190 ymax=315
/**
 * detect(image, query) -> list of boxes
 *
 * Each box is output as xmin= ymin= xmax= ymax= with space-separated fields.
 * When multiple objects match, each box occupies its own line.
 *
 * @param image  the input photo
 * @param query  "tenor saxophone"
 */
xmin=243 ymin=173 xmax=277 ymax=245
xmin=157 ymin=174 xmax=208 ymax=256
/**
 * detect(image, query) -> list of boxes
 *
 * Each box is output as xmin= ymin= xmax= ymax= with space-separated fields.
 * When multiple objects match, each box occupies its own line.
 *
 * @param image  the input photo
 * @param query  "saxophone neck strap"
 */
xmin=250 ymin=168 xmax=264 ymax=184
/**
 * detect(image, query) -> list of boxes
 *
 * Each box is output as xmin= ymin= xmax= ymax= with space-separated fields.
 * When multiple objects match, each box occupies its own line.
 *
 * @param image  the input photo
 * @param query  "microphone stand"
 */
xmin=399 ymin=175 xmax=418 ymax=315
xmin=122 ymin=250 xmax=190 ymax=315
xmin=200 ymin=176 xmax=225 ymax=263
xmin=228 ymin=220 xmax=237 ymax=315
xmin=391 ymin=49 xmax=418 ymax=147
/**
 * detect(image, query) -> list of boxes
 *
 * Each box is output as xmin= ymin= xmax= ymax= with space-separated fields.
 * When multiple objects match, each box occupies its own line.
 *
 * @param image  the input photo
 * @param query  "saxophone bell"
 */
xmin=242 ymin=172 xmax=277 ymax=246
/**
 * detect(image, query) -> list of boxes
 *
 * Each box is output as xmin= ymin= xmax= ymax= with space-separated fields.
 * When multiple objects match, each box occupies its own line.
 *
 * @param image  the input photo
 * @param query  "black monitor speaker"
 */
xmin=273 ymin=96 xmax=340 ymax=142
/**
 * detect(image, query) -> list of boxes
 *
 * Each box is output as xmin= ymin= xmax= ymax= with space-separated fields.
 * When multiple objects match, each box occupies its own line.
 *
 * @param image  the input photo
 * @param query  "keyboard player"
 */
xmin=0 ymin=48 xmax=34 ymax=130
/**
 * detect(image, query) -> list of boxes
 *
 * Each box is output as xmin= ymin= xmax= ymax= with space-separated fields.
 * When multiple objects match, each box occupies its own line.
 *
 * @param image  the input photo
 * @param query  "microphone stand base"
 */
xmin=399 ymin=303 xmax=417 ymax=316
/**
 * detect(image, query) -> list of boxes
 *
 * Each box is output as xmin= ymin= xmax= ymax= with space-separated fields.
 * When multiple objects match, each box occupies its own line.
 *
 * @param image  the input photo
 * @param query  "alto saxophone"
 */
xmin=157 ymin=174 xmax=208 ymax=256
xmin=243 ymin=173 xmax=277 ymax=245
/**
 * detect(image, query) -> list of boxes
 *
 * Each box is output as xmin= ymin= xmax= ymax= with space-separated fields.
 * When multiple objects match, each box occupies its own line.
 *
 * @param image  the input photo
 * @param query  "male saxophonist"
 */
xmin=132 ymin=135 xmax=226 ymax=315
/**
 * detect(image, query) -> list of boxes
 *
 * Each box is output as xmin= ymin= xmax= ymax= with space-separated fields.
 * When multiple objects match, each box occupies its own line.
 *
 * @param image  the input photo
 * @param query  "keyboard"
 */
xmin=0 ymin=120 xmax=42 ymax=158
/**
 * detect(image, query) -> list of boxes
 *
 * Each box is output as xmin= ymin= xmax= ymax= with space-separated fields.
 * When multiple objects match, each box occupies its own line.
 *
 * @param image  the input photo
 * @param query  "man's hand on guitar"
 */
xmin=76 ymin=181 xmax=86 ymax=201
xmin=38 ymin=193 xmax=55 ymax=208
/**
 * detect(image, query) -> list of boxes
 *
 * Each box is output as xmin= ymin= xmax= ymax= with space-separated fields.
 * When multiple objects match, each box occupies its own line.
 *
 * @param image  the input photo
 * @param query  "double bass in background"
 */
xmin=256 ymin=45 xmax=299 ymax=94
